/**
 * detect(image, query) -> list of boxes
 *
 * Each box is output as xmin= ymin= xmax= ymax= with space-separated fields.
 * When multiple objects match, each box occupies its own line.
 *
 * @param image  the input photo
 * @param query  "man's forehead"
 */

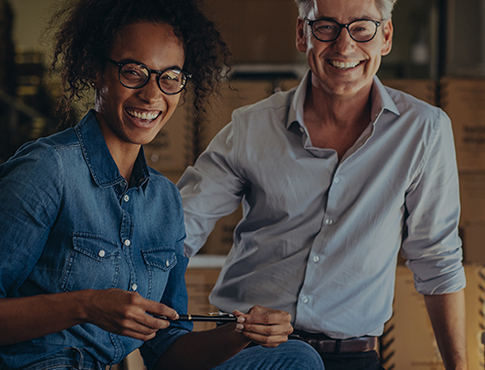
xmin=310 ymin=0 xmax=380 ymax=19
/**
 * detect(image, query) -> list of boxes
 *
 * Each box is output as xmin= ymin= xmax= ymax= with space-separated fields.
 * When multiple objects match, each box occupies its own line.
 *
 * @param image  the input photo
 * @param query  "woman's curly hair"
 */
xmin=49 ymin=0 xmax=231 ymax=124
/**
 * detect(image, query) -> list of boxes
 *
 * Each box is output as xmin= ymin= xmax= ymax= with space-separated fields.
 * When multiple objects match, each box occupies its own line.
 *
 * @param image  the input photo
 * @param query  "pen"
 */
xmin=156 ymin=313 xmax=238 ymax=322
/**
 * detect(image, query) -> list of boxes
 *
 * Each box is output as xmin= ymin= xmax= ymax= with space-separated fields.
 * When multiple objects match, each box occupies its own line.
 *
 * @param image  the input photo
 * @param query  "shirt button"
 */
xmin=98 ymin=250 xmax=105 ymax=258
xmin=302 ymin=296 xmax=309 ymax=304
xmin=325 ymin=218 xmax=334 ymax=226
xmin=131 ymin=283 xmax=138 ymax=291
xmin=334 ymin=177 xmax=340 ymax=184
xmin=124 ymin=239 xmax=131 ymax=247
xmin=123 ymin=195 xmax=130 ymax=202
xmin=312 ymin=255 xmax=320 ymax=263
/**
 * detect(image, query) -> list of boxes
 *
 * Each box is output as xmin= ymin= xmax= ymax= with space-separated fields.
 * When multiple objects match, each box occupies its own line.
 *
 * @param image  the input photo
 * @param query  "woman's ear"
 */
xmin=90 ymin=71 xmax=103 ymax=89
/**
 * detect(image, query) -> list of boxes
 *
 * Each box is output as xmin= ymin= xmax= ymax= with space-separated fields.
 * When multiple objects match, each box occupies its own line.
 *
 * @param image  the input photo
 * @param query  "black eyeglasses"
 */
xmin=306 ymin=18 xmax=382 ymax=43
xmin=106 ymin=58 xmax=192 ymax=95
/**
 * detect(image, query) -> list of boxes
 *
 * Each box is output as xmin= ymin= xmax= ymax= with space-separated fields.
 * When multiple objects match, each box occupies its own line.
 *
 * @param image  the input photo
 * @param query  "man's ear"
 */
xmin=381 ymin=19 xmax=393 ymax=56
xmin=296 ymin=17 xmax=308 ymax=53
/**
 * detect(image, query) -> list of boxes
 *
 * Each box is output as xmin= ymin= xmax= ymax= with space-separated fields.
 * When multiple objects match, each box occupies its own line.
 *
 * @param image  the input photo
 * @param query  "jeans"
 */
xmin=321 ymin=351 xmax=385 ymax=370
xmin=212 ymin=340 xmax=325 ymax=370
xmin=15 ymin=348 xmax=105 ymax=370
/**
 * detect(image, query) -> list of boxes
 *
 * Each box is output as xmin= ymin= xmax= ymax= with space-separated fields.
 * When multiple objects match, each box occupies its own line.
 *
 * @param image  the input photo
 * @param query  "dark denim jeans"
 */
xmin=212 ymin=340 xmax=325 ymax=370
xmin=16 ymin=348 xmax=104 ymax=370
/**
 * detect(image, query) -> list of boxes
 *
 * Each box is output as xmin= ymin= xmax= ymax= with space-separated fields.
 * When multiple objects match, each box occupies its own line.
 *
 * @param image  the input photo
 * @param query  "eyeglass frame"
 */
xmin=106 ymin=58 xmax=192 ymax=95
xmin=305 ymin=18 xmax=382 ymax=43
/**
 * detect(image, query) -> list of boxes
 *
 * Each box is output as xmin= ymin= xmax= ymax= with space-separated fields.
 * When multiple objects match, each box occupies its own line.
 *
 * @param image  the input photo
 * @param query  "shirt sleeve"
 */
xmin=139 ymin=253 xmax=192 ymax=370
xmin=177 ymin=121 xmax=246 ymax=257
xmin=0 ymin=142 xmax=64 ymax=297
xmin=401 ymin=109 xmax=466 ymax=295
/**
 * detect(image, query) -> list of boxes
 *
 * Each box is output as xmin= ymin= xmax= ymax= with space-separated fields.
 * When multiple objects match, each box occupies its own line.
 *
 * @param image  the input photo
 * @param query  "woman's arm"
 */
xmin=0 ymin=289 xmax=178 ymax=346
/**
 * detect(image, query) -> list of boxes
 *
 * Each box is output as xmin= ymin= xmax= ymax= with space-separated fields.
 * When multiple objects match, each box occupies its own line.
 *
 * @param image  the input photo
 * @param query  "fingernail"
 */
xmin=236 ymin=324 xmax=244 ymax=331
xmin=175 ymin=313 xmax=179 ymax=320
xmin=237 ymin=316 xmax=245 ymax=323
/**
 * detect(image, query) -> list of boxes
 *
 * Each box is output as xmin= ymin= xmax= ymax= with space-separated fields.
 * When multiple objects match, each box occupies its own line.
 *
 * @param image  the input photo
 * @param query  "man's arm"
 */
xmin=424 ymin=290 xmax=468 ymax=370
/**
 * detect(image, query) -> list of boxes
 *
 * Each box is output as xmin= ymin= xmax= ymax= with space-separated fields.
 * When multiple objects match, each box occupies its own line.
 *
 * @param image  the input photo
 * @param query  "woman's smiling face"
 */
xmin=93 ymin=21 xmax=185 ymax=152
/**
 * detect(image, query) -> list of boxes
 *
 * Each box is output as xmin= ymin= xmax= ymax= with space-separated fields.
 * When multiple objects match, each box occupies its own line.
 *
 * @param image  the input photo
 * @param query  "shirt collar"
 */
xmin=75 ymin=110 xmax=149 ymax=189
xmin=286 ymin=71 xmax=400 ymax=130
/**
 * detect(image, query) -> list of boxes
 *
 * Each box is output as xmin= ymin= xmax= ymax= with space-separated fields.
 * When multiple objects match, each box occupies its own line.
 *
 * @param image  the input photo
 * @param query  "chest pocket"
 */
xmin=141 ymin=248 xmax=177 ymax=301
xmin=60 ymin=233 xmax=121 ymax=292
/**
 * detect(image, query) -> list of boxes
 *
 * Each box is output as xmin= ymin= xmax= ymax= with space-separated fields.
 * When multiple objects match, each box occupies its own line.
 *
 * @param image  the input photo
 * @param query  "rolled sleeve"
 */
xmin=401 ymin=110 xmax=466 ymax=295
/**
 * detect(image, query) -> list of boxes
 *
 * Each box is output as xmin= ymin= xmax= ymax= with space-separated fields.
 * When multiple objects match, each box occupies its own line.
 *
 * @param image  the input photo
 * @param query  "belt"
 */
xmin=289 ymin=331 xmax=378 ymax=354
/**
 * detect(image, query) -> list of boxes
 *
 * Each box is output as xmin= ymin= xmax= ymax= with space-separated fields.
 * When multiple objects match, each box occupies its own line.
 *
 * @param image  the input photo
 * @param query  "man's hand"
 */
xmin=83 ymin=288 xmax=178 ymax=341
xmin=232 ymin=305 xmax=293 ymax=347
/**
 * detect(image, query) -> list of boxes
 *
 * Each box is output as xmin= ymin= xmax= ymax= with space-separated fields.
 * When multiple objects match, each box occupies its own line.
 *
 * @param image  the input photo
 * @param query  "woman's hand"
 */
xmin=83 ymin=288 xmax=178 ymax=341
xmin=232 ymin=305 xmax=293 ymax=347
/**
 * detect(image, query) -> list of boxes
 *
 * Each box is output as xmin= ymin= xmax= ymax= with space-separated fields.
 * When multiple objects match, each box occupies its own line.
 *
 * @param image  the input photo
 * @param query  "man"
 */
xmin=177 ymin=0 xmax=468 ymax=369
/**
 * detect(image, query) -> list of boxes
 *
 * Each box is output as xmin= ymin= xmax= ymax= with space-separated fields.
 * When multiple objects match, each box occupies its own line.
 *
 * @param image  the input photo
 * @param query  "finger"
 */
xmin=238 ymin=322 xmax=293 ymax=338
xmin=239 ymin=307 xmax=291 ymax=325
xmin=144 ymin=302 xmax=179 ymax=321
xmin=239 ymin=331 xmax=289 ymax=348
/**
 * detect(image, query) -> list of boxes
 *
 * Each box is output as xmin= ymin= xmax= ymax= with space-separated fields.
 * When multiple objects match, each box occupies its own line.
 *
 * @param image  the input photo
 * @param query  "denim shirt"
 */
xmin=0 ymin=110 xmax=191 ymax=369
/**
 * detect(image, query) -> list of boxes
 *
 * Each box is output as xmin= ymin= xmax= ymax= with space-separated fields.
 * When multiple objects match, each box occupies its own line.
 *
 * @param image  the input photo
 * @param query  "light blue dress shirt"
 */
xmin=0 ymin=111 xmax=191 ymax=369
xmin=177 ymin=71 xmax=466 ymax=339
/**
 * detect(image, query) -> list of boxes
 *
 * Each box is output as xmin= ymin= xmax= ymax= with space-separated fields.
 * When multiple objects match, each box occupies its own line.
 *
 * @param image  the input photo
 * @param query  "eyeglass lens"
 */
xmin=311 ymin=19 xmax=378 ymax=42
xmin=119 ymin=63 xmax=187 ymax=94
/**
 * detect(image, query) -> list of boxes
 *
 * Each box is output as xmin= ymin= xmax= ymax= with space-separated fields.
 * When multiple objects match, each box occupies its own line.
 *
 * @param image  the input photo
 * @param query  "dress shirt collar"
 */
xmin=287 ymin=70 xmax=400 ymax=131
xmin=74 ymin=109 xmax=149 ymax=189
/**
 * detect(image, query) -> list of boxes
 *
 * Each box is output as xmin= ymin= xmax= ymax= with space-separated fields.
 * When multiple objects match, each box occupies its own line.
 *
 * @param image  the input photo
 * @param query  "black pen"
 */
xmin=156 ymin=313 xmax=238 ymax=322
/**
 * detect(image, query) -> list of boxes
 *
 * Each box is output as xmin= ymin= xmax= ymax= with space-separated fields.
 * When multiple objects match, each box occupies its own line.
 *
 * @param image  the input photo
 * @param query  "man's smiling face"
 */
xmin=296 ymin=0 xmax=393 ymax=100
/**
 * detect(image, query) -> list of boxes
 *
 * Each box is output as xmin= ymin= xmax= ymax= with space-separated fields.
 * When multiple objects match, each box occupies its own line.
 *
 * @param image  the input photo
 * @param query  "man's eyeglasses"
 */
xmin=306 ymin=18 xmax=382 ymax=43
xmin=106 ymin=58 xmax=192 ymax=95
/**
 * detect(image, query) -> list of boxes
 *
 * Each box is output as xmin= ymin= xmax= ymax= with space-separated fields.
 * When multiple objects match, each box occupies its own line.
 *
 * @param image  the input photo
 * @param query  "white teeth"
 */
xmin=127 ymin=110 xmax=159 ymax=120
xmin=330 ymin=60 xmax=360 ymax=70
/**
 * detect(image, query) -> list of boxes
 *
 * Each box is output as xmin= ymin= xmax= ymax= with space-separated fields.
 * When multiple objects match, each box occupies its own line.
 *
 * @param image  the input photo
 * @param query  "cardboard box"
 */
xmin=457 ymin=171 xmax=485 ymax=264
xmin=459 ymin=171 xmax=485 ymax=228
xmin=203 ymin=0 xmax=299 ymax=64
xmin=440 ymin=78 xmax=485 ymax=171
xmin=459 ymin=224 xmax=485 ymax=265
xmin=381 ymin=264 xmax=484 ymax=370
xmin=144 ymin=101 xmax=195 ymax=173
xmin=381 ymin=79 xmax=437 ymax=106
xmin=198 ymin=80 xmax=273 ymax=153
xmin=200 ymin=205 xmax=243 ymax=255
xmin=185 ymin=267 xmax=222 ymax=331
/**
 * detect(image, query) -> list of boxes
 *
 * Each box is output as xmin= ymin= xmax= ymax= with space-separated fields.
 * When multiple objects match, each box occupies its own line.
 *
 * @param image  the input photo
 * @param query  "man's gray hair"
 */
xmin=294 ymin=0 xmax=398 ymax=20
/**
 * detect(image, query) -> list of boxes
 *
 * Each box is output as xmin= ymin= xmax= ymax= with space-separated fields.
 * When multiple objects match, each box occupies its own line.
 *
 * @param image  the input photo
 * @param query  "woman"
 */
xmin=0 ymin=0 xmax=324 ymax=369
